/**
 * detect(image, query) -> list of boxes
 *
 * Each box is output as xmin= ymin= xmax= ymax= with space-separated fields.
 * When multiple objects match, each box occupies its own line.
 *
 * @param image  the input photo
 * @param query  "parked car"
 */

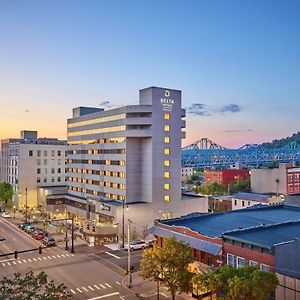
xmin=24 ymin=225 xmax=36 ymax=234
xmin=42 ymin=236 xmax=56 ymax=247
xmin=145 ymin=239 xmax=156 ymax=248
xmin=128 ymin=240 xmax=148 ymax=251
xmin=32 ymin=230 xmax=46 ymax=240
xmin=1 ymin=212 xmax=11 ymax=218
xmin=18 ymin=222 xmax=32 ymax=230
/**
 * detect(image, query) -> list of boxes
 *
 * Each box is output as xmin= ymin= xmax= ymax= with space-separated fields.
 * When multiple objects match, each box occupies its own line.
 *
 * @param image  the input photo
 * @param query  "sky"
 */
xmin=0 ymin=0 xmax=299 ymax=148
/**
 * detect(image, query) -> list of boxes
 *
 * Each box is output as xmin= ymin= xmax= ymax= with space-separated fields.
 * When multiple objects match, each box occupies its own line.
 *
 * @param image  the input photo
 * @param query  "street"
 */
xmin=0 ymin=217 xmax=140 ymax=300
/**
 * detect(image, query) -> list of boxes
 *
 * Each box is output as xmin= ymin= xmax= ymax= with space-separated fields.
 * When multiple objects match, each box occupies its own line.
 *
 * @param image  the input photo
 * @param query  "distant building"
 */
xmin=0 ymin=131 xmax=67 ymax=209
xmin=251 ymin=163 xmax=300 ymax=195
xmin=204 ymin=169 xmax=250 ymax=186
xmin=181 ymin=167 xmax=194 ymax=181
xmin=150 ymin=205 xmax=300 ymax=300
xmin=231 ymin=192 xmax=284 ymax=210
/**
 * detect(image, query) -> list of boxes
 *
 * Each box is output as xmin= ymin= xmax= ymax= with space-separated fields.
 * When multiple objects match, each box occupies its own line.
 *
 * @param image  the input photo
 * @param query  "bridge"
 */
xmin=182 ymin=138 xmax=300 ymax=168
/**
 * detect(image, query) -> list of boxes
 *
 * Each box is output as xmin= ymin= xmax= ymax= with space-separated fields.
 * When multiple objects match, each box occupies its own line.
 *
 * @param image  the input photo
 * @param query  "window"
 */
xmin=58 ymin=159 xmax=61 ymax=165
xmin=164 ymin=148 xmax=170 ymax=155
xmin=43 ymin=178 xmax=47 ymax=183
xmin=248 ymin=201 xmax=251 ymax=206
xmin=164 ymin=136 xmax=170 ymax=143
xmin=51 ymin=168 xmax=55 ymax=174
xmin=57 ymin=168 xmax=61 ymax=174
xmin=51 ymin=150 xmax=55 ymax=156
xmin=37 ymin=159 xmax=41 ymax=165
xmin=37 ymin=168 xmax=41 ymax=174
xmin=44 ymin=159 xmax=47 ymax=165
xmin=234 ymin=199 xmax=237 ymax=206
xmin=242 ymin=200 xmax=245 ymax=207
xmin=37 ymin=150 xmax=41 ymax=157
xmin=164 ymin=113 xmax=170 ymax=120
xmin=44 ymin=168 xmax=47 ymax=174
xmin=29 ymin=150 xmax=33 ymax=156
xmin=164 ymin=195 xmax=170 ymax=202
xmin=249 ymin=260 xmax=258 ymax=267
xmin=260 ymin=264 xmax=270 ymax=272
xmin=164 ymin=183 xmax=170 ymax=190
xmin=237 ymin=257 xmax=245 ymax=268
xmin=57 ymin=150 xmax=61 ymax=156
xmin=164 ymin=125 xmax=170 ymax=132
xmin=167 ymin=212 xmax=172 ymax=219
xmin=37 ymin=177 xmax=41 ymax=183
xmin=51 ymin=177 xmax=55 ymax=183
xmin=164 ymin=171 xmax=170 ymax=179
xmin=44 ymin=151 xmax=47 ymax=156
xmin=227 ymin=254 xmax=236 ymax=268
xmin=57 ymin=176 xmax=61 ymax=182
xmin=164 ymin=160 xmax=170 ymax=167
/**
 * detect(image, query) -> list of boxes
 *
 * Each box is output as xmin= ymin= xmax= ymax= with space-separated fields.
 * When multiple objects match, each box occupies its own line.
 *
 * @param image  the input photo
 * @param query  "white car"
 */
xmin=128 ymin=240 xmax=147 ymax=251
xmin=1 ymin=212 xmax=11 ymax=218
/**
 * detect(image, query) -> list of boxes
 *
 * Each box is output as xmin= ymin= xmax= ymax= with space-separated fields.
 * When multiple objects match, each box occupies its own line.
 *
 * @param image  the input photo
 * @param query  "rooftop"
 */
xmin=223 ymin=220 xmax=300 ymax=249
xmin=160 ymin=204 xmax=300 ymax=238
xmin=232 ymin=192 xmax=269 ymax=202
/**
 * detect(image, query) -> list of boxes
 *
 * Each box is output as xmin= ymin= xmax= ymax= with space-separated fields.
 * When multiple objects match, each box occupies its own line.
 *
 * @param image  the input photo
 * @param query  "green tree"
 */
xmin=229 ymin=179 xmax=250 ymax=194
xmin=191 ymin=174 xmax=200 ymax=181
xmin=192 ymin=265 xmax=278 ymax=300
xmin=195 ymin=182 xmax=226 ymax=196
xmin=140 ymin=236 xmax=194 ymax=300
xmin=0 ymin=271 xmax=71 ymax=299
xmin=0 ymin=182 xmax=13 ymax=211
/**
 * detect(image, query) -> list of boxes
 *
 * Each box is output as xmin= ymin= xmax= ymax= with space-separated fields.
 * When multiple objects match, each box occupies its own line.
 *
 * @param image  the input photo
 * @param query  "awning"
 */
xmin=148 ymin=226 xmax=222 ymax=256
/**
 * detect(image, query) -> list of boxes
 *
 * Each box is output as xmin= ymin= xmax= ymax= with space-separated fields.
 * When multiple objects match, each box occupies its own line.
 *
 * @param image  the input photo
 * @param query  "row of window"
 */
xmin=67 ymin=168 xmax=126 ymax=178
xmin=67 ymin=113 xmax=126 ymax=128
xmin=67 ymin=149 xmax=125 ymax=155
xmin=37 ymin=168 xmax=63 ymax=174
xmin=68 ymin=186 xmax=125 ymax=201
xmin=37 ymin=159 xmax=63 ymax=166
xmin=164 ymin=112 xmax=171 ymax=203
xmin=68 ymin=159 xmax=126 ymax=166
xmin=287 ymin=173 xmax=300 ymax=183
xmin=37 ymin=177 xmax=64 ymax=183
xmin=68 ymin=125 xmax=126 ymax=137
xmin=68 ymin=137 xmax=126 ymax=145
xmin=68 ymin=177 xmax=125 ymax=190
xmin=227 ymin=254 xmax=270 ymax=272
xmin=29 ymin=150 xmax=63 ymax=157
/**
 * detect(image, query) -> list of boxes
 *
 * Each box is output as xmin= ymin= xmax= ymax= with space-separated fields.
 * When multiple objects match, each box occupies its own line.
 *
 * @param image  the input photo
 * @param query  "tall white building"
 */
xmin=61 ymin=87 xmax=207 ymax=242
xmin=0 ymin=131 xmax=67 ymax=209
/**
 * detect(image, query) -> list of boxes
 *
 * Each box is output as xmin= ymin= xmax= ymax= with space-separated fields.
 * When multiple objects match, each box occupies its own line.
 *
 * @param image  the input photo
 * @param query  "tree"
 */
xmin=191 ymin=174 xmax=200 ymax=181
xmin=229 ymin=179 xmax=250 ymax=194
xmin=140 ymin=236 xmax=194 ymax=300
xmin=192 ymin=265 xmax=278 ymax=300
xmin=0 ymin=271 xmax=71 ymax=299
xmin=195 ymin=182 xmax=226 ymax=196
xmin=0 ymin=182 xmax=13 ymax=211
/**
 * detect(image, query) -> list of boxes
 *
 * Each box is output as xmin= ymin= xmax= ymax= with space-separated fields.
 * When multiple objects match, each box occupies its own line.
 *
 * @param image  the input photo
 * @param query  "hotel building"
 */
xmin=62 ymin=87 xmax=207 ymax=241
xmin=0 ymin=130 xmax=67 ymax=209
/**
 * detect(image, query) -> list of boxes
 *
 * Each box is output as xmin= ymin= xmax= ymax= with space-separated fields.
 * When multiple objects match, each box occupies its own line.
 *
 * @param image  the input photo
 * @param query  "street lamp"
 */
xmin=121 ymin=201 xmax=128 ymax=249
xmin=19 ymin=187 xmax=28 ymax=222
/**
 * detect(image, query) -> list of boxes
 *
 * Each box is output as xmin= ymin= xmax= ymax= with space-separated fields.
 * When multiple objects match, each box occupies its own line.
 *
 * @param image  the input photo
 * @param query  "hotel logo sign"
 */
xmin=161 ymin=90 xmax=174 ymax=111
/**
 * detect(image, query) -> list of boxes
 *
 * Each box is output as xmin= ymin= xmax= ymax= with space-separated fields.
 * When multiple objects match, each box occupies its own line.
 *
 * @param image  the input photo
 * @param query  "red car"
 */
xmin=32 ymin=230 xmax=46 ymax=240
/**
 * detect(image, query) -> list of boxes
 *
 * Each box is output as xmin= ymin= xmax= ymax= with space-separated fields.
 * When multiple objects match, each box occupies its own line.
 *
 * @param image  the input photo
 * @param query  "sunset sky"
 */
xmin=1 ymin=0 xmax=299 ymax=148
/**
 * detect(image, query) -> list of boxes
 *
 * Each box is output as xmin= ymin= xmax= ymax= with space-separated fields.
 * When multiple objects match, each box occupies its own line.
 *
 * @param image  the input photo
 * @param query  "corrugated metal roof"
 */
xmin=148 ymin=226 xmax=222 ymax=256
xmin=161 ymin=205 xmax=300 ymax=238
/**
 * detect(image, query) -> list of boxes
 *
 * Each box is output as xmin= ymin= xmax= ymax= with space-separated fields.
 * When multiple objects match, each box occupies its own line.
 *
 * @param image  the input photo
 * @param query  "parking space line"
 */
xmin=116 ymin=281 xmax=121 ymax=285
xmin=27 ymin=259 xmax=32 ymax=262
xmin=82 ymin=287 xmax=89 ymax=292
xmin=70 ymin=289 xmax=76 ymax=294
xmin=23 ymin=260 xmax=27 ymax=263
xmin=56 ymin=255 xmax=61 ymax=258
xmin=94 ymin=285 xmax=100 ymax=290
xmin=100 ymin=284 xmax=106 ymax=289
xmin=76 ymin=288 xmax=82 ymax=293
xmin=105 ymin=283 xmax=112 ymax=288
xmin=61 ymin=254 xmax=65 ymax=257
xmin=43 ymin=257 xmax=47 ymax=260
xmin=18 ymin=260 xmax=22 ymax=264
xmin=33 ymin=258 xmax=37 ymax=261
xmin=7 ymin=262 xmax=11 ymax=266
xmin=88 ymin=286 xmax=94 ymax=291
xmin=38 ymin=257 xmax=42 ymax=261
xmin=52 ymin=256 xmax=56 ymax=258
xmin=47 ymin=256 xmax=52 ymax=259
xmin=13 ymin=261 xmax=16 ymax=265
xmin=1 ymin=263 xmax=5 ymax=267
xmin=65 ymin=254 xmax=70 ymax=257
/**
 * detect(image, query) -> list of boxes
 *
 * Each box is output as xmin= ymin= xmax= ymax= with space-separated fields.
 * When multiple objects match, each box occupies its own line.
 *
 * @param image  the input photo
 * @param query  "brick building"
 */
xmin=204 ymin=169 xmax=249 ymax=186
xmin=150 ymin=205 xmax=300 ymax=300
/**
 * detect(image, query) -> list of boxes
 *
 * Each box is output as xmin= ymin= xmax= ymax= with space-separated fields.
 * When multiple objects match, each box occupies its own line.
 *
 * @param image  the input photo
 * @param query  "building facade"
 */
xmin=0 ymin=131 xmax=67 ymax=209
xmin=60 ymin=87 xmax=208 ymax=242
xmin=251 ymin=163 xmax=300 ymax=195
xmin=204 ymin=169 xmax=250 ymax=186
xmin=181 ymin=167 xmax=194 ymax=181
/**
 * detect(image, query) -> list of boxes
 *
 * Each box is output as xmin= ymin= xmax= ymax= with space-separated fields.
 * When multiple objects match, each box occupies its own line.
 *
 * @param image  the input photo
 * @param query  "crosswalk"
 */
xmin=0 ymin=253 xmax=75 ymax=267
xmin=69 ymin=281 xmax=121 ymax=296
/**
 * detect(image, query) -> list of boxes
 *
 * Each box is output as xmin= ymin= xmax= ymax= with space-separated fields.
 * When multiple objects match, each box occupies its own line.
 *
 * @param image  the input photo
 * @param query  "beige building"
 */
xmin=0 ymin=131 xmax=67 ymax=209
xmin=181 ymin=167 xmax=194 ymax=181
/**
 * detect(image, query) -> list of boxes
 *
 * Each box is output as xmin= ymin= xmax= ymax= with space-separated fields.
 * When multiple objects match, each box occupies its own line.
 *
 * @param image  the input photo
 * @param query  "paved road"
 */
xmin=0 ymin=217 xmax=140 ymax=300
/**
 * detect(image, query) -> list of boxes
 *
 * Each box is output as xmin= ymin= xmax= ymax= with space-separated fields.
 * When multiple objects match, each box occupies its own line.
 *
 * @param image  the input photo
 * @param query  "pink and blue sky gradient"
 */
xmin=0 ymin=0 xmax=299 ymax=148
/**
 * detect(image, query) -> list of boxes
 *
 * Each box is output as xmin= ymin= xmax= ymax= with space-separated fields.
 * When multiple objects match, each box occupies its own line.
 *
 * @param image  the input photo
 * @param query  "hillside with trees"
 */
xmin=261 ymin=132 xmax=300 ymax=149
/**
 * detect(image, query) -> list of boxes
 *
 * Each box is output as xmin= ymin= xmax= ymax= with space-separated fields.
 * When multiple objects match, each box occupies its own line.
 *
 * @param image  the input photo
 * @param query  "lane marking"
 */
xmin=65 ymin=254 xmax=70 ymax=257
xmin=88 ymin=286 xmax=94 ymax=291
xmin=71 ymin=254 xmax=74 ymax=256
xmin=86 ymin=292 xmax=120 ymax=300
xmin=27 ymin=259 xmax=32 ymax=262
xmin=105 ymin=283 xmax=112 ymax=288
xmin=94 ymin=285 xmax=100 ymax=290
xmin=1 ymin=263 xmax=5 ymax=267
xmin=0 ymin=258 xmax=14 ymax=263
xmin=116 ymin=281 xmax=121 ymax=285
xmin=13 ymin=261 xmax=16 ymax=265
xmin=82 ymin=287 xmax=89 ymax=292
xmin=61 ymin=254 xmax=65 ymax=258
xmin=52 ymin=256 xmax=56 ymax=258
xmin=56 ymin=255 xmax=61 ymax=258
xmin=23 ymin=260 xmax=27 ymax=263
xmin=100 ymin=284 xmax=106 ymax=289
xmin=18 ymin=261 xmax=22 ymax=264
xmin=43 ymin=257 xmax=47 ymax=260
xmin=70 ymin=289 xmax=76 ymax=294
xmin=76 ymin=288 xmax=82 ymax=293
xmin=47 ymin=256 xmax=52 ymax=259
xmin=105 ymin=252 xmax=120 ymax=259
xmin=38 ymin=257 xmax=42 ymax=261
xmin=33 ymin=258 xmax=37 ymax=262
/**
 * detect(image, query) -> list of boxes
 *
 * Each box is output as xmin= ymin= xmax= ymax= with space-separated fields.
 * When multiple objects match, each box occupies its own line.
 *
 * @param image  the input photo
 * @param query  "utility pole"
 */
xmin=127 ymin=219 xmax=132 ymax=288
xmin=122 ymin=200 xmax=125 ymax=249
xmin=71 ymin=215 xmax=75 ymax=253
xmin=65 ymin=220 xmax=69 ymax=250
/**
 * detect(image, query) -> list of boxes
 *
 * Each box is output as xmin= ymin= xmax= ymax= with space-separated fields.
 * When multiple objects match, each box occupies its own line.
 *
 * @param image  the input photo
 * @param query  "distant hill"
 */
xmin=261 ymin=132 xmax=300 ymax=149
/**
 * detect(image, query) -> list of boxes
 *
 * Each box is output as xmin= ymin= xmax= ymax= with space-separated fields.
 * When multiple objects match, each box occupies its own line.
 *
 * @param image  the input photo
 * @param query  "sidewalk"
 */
xmin=123 ymin=272 xmax=195 ymax=300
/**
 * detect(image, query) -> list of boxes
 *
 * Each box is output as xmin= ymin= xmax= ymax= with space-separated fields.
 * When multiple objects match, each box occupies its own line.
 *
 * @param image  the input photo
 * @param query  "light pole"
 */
xmin=121 ymin=201 xmax=128 ymax=249
xmin=127 ymin=219 xmax=132 ymax=288
xmin=13 ymin=206 xmax=16 ymax=219
xmin=25 ymin=187 xmax=28 ymax=222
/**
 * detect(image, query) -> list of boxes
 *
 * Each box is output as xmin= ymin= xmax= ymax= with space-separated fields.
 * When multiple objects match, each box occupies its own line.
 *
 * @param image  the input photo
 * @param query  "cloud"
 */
xmin=224 ymin=129 xmax=253 ymax=133
xmin=186 ymin=103 xmax=242 ymax=116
